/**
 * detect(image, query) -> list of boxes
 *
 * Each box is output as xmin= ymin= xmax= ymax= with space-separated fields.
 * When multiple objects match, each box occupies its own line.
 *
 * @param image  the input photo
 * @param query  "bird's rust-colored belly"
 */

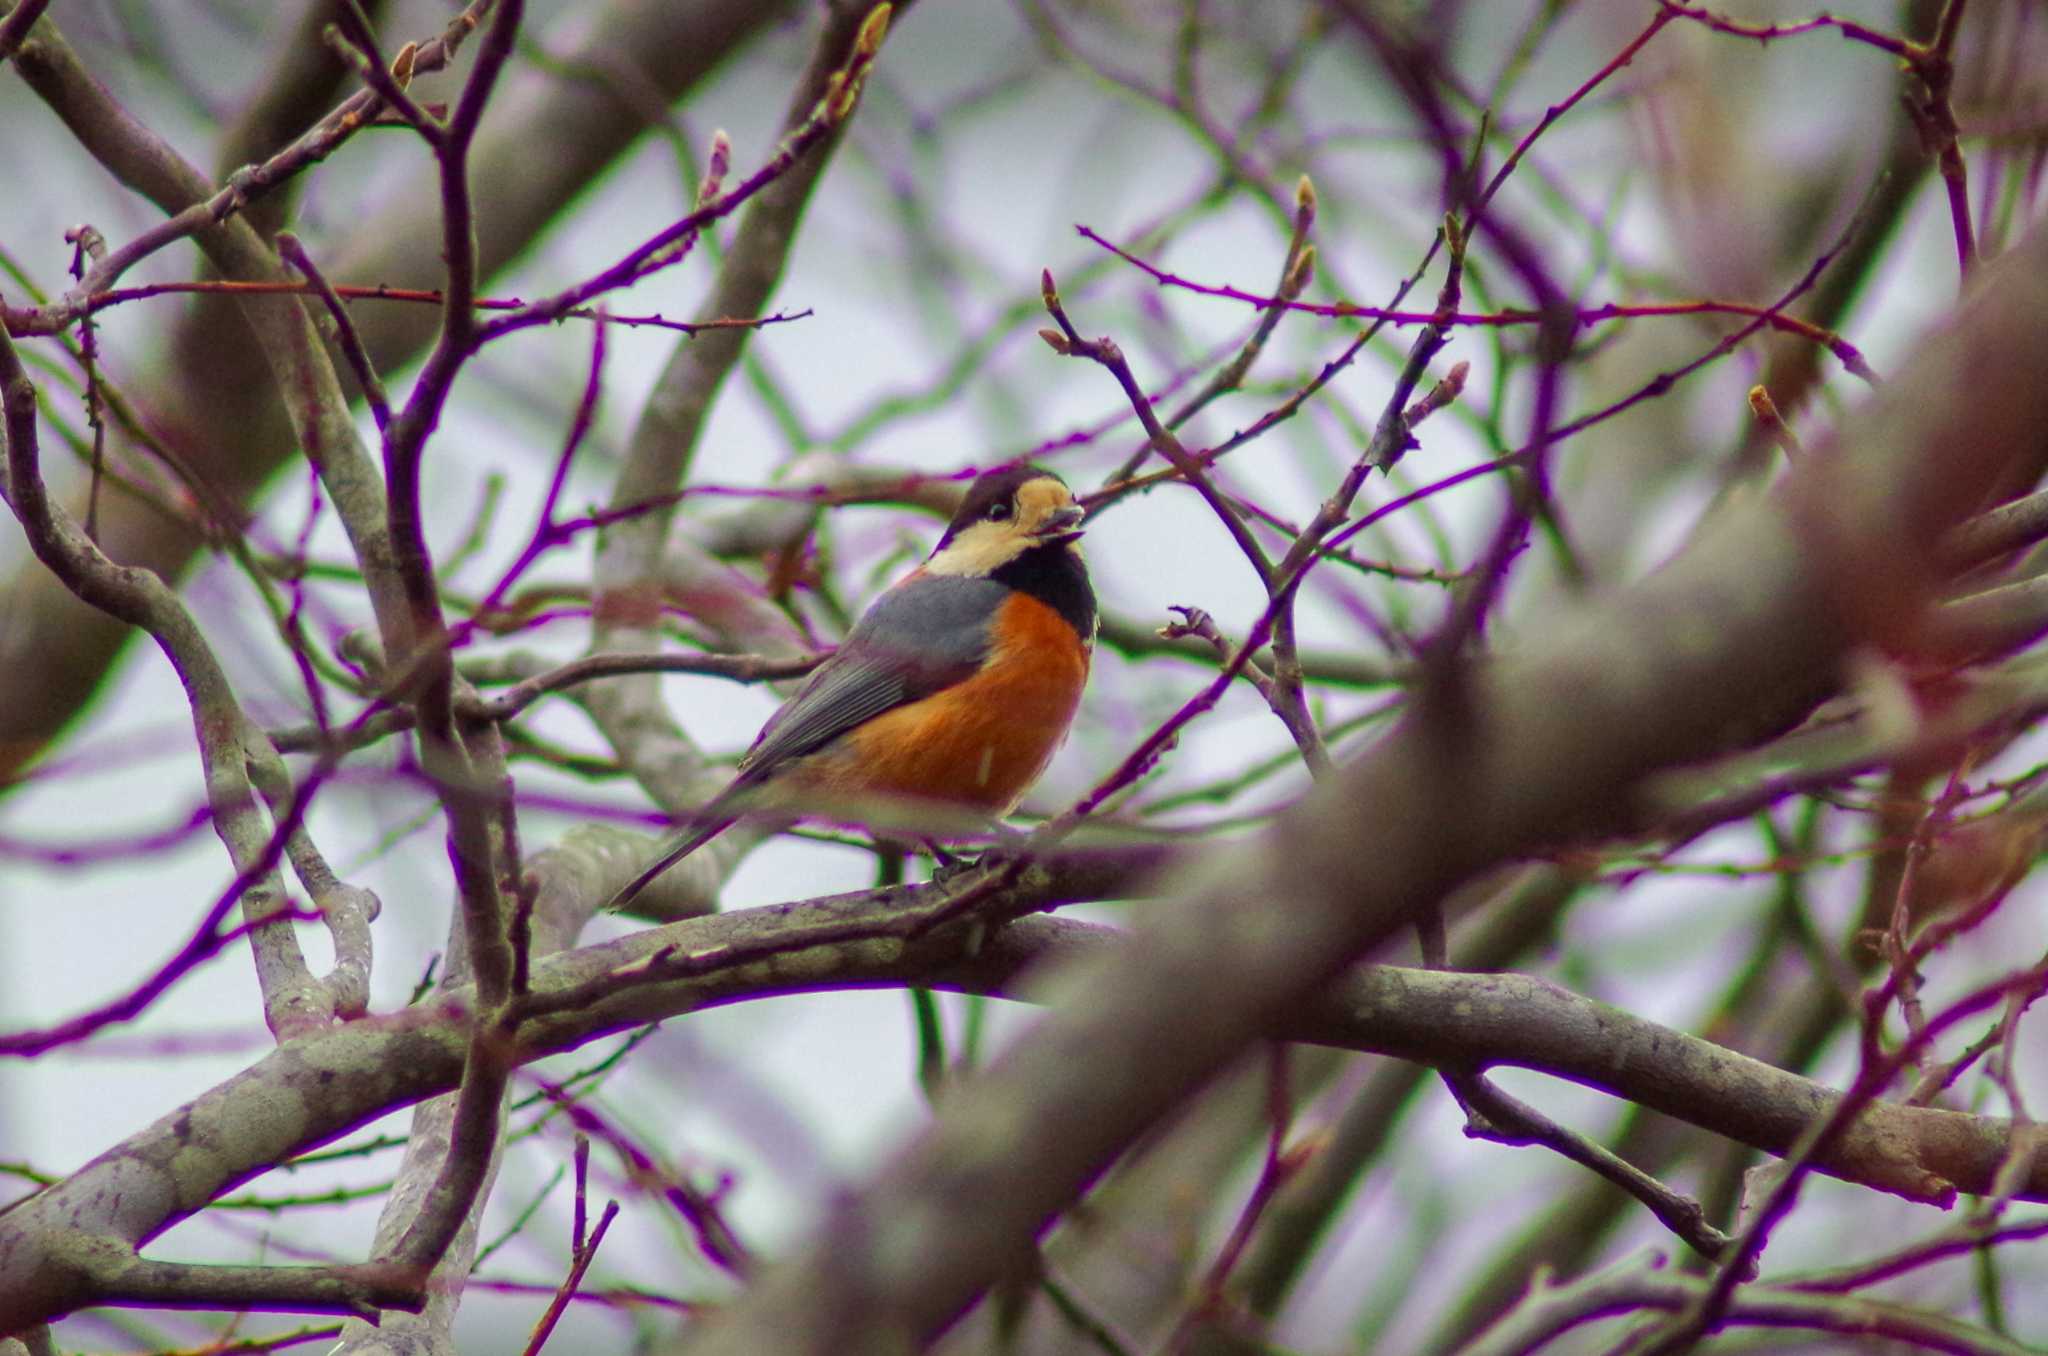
xmin=797 ymin=592 xmax=1089 ymax=816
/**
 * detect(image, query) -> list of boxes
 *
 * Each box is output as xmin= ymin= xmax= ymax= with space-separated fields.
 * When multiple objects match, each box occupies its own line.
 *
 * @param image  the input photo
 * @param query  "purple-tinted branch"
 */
xmin=1471 ymin=8 xmax=1676 ymax=220
xmin=1779 ymin=1214 xmax=2048 ymax=1296
xmin=473 ymin=6 xmax=894 ymax=346
xmin=326 ymin=2 xmax=445 ymax=145
xmin=1659 ymin=0 xmax=1976 ymax=282
xmin=1041 ymin=269 xmax=1274 ymax=585
xmin=264 ymin=648 xmax=823 ymax=757
xmin=468 ymin=648 xmax=823 ymax=724
xmin=1655 ymin=0 xmax=1914 ymax=52
xmin=1343 ymin=17 xmax=1574 ymax=662
xmin=0 ymin=897 xmax=323 ymax=1059
xmin=468 ymin=313 xmax=609 ymax=632
xmin=3 ymin=281 xmax=811 ymax=341
xmin=1319 ymin=184 xmax=1889 ymax=573
xmin=530 ymin=1078 xmax=753 ymax=1278
xmin=1461 ymin=1253 xmax=2029 ymax=1356
xmin=0 ymin=802 xmax=214 ymax=865
xmin=571 ymin=1135 xmax=591 ymax=1255
xmin=580 ymin=3 xmax=899 ymax=918
xmin=1079 ymin=213 xmax=1449 ymax=523
xmin=0 ymin=0 xmax=52 ymax=62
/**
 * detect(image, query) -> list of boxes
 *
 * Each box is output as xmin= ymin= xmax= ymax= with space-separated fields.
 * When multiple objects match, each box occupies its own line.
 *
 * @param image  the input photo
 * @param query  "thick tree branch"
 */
xmin=8 ymin=850 xmax=2048 ymax=1332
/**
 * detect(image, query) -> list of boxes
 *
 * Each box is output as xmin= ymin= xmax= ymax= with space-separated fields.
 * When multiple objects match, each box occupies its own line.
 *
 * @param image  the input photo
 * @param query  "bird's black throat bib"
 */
xmin=993 ymin=542 xmax=1096 ymax=642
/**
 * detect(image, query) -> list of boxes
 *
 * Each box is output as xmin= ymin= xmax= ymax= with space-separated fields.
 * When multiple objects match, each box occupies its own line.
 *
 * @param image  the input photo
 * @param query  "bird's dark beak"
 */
xmin=1035 ymin=503 xmax=1086 ymax=543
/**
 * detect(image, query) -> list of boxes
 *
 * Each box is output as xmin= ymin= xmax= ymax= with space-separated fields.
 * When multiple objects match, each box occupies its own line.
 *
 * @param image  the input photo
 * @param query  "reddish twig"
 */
xmin=518 ymin=1199 xmax=620 ymax=1356
xmin=27 ymin=1 xmax=499 ymax=320
xmin=2 ymin=276 xmax=812 ymax=339
xmin=1075 ymin=224 xmax=1877 ymax=383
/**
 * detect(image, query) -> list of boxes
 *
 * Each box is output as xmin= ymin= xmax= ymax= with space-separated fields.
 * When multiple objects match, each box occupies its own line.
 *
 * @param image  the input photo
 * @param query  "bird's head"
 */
xmin=924 ymin=466 xmax=1085 ymax=577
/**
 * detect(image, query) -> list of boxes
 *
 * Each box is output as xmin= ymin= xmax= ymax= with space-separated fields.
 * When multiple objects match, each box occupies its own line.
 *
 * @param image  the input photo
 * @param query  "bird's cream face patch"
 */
xmin=924 ymin=476 xmax=1084 ymax=577
xmin=1013 ymin=476 xmax=1080 ymax=534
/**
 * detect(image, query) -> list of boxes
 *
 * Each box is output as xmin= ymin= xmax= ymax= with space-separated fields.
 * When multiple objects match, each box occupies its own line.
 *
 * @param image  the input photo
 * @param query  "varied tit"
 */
xmin=610 ymin=465 xmax=1097 ymax=910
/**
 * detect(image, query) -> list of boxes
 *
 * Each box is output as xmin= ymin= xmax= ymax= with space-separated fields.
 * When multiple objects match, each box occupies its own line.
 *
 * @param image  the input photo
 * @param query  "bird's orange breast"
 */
xmin=790 ymin=591 xmax=1089 ymax=815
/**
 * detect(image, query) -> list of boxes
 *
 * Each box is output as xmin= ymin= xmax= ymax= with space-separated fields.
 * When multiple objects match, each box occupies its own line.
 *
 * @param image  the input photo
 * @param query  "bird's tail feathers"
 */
xmin=606 ymin=781 xmax=755 ymax=912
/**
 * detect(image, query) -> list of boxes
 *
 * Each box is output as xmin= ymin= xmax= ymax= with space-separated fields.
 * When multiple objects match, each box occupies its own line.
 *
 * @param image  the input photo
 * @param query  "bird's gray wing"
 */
xmin=737 ymin=573 xmax=1007 ymax=779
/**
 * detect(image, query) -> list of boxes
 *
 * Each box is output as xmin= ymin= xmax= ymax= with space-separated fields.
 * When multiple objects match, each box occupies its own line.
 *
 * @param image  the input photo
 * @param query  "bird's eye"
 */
xmin=986 ymin=501 xmax=1012 ymax=521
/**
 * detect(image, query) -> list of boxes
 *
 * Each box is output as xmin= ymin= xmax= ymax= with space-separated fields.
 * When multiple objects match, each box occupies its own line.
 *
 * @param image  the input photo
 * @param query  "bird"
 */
xmin=609 ymin=464 xmax=1097 ymax=910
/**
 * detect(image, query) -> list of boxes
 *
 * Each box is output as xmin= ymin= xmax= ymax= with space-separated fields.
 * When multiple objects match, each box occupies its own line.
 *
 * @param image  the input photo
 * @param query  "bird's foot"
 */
xmin=925 ymin=831 xmax=1030 ymax=885
xmin=926 ymin=842 xmax=980 ymax=885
